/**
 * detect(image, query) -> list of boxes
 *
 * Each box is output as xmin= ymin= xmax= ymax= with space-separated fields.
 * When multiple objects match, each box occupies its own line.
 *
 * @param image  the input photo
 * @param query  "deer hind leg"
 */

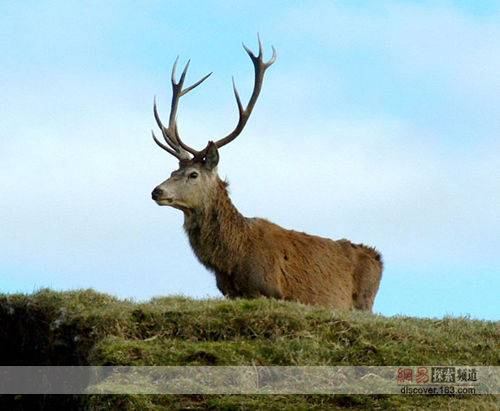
xmin=353 ymin=258 xmax=383 ymax=311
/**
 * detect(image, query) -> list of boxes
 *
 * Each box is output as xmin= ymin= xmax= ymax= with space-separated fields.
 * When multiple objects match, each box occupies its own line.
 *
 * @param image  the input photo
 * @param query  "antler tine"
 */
xmin=168 ymin=58 xmax=185 ymax=128
xmin=206 ymin=36 xmax=276 ymax=154
xmin=257 ymin=32 xmax=263 ymax=58
xmin=153 ymin=97 xmax=179 ymax=151
xmin=267 ymin=46 xmax=277 ymax=67
xmin=182 ymin=72 xmax=212 ymax=96
xmin=232 ymin=77 xmax=244 ymax=115
xmin=171 ymin=56 xmax=179 ymax=85
xmin=151 ymin=130 xmax=184 ymax=160
xmin=179 ymin=59 xmax=190 ymax=86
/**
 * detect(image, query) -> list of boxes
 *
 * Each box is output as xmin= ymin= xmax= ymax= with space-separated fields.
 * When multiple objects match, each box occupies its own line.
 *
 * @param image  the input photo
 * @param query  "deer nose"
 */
xmin=151 ymin=187 xmax=164 ymax=200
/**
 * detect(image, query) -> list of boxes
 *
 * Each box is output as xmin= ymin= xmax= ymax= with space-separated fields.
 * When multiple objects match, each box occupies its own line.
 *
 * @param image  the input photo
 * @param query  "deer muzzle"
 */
xmin=151 ymin=187 xmax=173 ymax=203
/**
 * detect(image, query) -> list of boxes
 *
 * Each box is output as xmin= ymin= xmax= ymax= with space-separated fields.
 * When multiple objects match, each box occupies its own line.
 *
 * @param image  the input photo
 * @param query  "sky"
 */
xmin=1 ymin=1 xmax=499 ymax=320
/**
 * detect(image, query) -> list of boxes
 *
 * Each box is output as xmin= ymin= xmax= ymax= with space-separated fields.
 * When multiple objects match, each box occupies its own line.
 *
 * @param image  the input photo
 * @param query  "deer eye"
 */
xmin=188 ymin=172 xmax=199 ymax=179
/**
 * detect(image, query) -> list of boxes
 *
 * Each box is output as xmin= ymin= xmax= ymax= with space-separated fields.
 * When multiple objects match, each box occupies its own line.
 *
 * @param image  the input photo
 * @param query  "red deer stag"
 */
xmin=151 ymin=38 xmax=383 ymax=311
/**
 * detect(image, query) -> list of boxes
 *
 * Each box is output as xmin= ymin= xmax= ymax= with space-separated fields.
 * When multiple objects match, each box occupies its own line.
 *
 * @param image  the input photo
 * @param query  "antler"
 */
xmin=211 ymin=35 xmax=276 ymax=152
xmin=152 ymin=36 xmax=276 ymax=161
xmin=152 ymin=57 xmax=212 ymax=160
xmin=193 ymin=36 xmax=276 ymax=159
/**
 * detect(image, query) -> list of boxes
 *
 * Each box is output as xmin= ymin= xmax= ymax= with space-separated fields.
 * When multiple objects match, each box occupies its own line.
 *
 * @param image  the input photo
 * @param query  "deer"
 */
xmin=151 ymin=38 xmax=383 ymax=311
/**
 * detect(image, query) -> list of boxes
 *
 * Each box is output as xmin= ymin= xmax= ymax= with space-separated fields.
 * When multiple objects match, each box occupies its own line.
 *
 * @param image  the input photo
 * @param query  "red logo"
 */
xmin=416 ymin=367 xmax=429 ymax=384
xmin=397 ymin=368 xmax=413 ymax=384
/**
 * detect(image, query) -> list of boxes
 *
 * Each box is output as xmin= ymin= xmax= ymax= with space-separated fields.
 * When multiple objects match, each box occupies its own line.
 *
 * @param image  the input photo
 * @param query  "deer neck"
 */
xmin=183 ymin=179 xmax=249 ymax=274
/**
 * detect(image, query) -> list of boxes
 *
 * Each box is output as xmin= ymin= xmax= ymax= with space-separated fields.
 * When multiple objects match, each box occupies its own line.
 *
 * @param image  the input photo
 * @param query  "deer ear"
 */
xmin=204 ymin=141 xmax=219 ymax=170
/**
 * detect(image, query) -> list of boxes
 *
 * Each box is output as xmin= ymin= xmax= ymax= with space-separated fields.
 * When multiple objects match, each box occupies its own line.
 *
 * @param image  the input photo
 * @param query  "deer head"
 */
xmin=151 ymin=37 xmax=276 ymax=211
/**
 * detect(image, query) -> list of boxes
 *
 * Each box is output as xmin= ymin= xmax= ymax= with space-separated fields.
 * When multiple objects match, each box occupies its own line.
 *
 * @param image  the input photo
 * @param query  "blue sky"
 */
xmin=1 ymin=1 xmax=499 ymax=320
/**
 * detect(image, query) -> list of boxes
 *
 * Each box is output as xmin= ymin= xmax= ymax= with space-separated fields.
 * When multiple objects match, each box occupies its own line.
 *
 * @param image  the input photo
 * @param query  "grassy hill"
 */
xmin=0 ymin=289 xmax=498 ymax=409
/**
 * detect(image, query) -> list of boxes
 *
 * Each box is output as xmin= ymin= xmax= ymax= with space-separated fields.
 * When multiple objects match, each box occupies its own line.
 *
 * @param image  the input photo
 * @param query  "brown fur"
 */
xmin=183 ymin=179 xmax=383 ymax=311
